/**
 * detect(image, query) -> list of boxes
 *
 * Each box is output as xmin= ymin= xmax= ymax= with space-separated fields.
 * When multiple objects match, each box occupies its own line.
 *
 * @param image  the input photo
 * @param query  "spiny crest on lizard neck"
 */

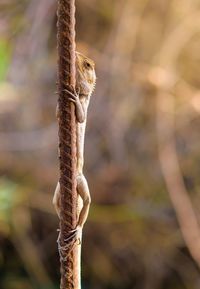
xmin=75 ymin=51 xmax=96 ymax=96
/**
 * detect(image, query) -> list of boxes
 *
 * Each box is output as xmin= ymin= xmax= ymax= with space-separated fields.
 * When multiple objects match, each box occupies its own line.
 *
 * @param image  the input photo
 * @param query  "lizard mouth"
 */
xmin=91 ymin=77 xmax=96 ymax=93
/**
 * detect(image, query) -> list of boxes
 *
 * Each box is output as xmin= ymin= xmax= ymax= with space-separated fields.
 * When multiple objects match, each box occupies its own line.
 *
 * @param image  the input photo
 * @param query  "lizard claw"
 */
xmin=63 ymin=86 xmax=79 ymax=96
xmin=64 ymin=226 xmax=82 ymax=245
xmin=63 ymin=89 xmax=79 ymax=103
xmin=68 ymin=97 xmax=76 ymax=103
xmin=63 ymin=229 xmax=77 ymax=242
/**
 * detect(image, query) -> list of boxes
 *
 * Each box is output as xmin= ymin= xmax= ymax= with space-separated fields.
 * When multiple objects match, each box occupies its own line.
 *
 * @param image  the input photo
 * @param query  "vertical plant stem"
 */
xmin=57 ymin=0 xmax=78 ymax=288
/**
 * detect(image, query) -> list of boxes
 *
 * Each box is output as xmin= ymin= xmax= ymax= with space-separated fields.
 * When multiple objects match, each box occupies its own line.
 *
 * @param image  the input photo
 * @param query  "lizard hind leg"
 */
xmin=53 ymin=182 xmax=78 ymax=245
xmin=76 ymin=173 xmax=91 ymax=229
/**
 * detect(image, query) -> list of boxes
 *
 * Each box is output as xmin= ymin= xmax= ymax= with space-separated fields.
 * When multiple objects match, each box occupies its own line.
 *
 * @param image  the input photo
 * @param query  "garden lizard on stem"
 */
xmin=53 ymin=51 xmax=96 ymax=243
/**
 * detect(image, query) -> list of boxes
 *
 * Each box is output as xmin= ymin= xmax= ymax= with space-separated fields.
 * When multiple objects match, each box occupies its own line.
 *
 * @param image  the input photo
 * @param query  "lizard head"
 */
xmin=75 ymin=52 xmax=96 ymax=95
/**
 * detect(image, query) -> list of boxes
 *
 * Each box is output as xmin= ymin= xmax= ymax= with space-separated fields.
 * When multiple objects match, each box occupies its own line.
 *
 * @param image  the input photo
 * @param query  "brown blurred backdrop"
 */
xmin=1 ymin=0 xmax=200 ymax=288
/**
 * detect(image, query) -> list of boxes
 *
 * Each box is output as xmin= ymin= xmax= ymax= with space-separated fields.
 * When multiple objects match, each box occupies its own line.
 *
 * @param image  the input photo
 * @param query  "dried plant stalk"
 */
xmin=57 ymin=0 xmax=79 ymax=288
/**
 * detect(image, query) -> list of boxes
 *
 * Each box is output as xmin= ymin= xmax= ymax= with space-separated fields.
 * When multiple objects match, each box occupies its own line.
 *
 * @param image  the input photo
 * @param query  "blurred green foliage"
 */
xmin=0 ymin=40 xmax=10 ymax=81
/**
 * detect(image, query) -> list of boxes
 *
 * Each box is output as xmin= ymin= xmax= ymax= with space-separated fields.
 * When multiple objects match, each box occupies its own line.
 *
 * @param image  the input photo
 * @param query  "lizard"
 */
xmin=53 ymin=51 xmax=96 ymax=243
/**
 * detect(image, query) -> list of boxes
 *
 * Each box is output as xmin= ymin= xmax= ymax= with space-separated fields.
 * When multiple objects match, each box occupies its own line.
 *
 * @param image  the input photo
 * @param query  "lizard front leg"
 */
xmin=64 ymin=88 xmax=86 ymax=123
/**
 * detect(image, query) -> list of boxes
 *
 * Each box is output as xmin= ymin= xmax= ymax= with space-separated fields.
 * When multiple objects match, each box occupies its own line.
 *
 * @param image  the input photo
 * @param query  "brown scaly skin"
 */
xmin=53 ymin=52 xmax=96 ymax=242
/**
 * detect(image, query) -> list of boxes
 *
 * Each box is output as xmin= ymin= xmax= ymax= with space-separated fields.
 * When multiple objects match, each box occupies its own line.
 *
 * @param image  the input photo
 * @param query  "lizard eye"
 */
xmin=84 ymin=61 xmax=91 ymax=69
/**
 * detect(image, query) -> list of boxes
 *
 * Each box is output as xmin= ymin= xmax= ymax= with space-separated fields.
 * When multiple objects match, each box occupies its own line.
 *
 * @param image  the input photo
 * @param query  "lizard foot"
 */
xmin=64 ymin=225 xmax=82 ymax=245
xmin=63 ymin=87 xmax=80 ymax=103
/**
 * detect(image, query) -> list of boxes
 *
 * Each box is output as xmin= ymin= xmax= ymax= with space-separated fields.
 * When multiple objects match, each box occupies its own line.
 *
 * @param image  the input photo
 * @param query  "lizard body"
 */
xmin=53 ymin=52 xmax=96 ymax=241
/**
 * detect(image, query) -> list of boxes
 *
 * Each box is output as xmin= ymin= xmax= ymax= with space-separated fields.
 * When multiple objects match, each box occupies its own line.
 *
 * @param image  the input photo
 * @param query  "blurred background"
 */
xmin=1 ymin=0 xmax=200 ymax=288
